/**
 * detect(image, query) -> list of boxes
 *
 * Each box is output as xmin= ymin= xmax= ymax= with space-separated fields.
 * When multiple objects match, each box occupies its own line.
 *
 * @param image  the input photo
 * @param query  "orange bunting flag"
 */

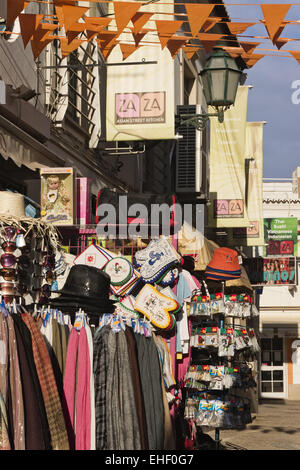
xmin=97 ymin=31 xmax=119 ymax=50
xmin=113 ymin=2 xmax=142 ymax=35
xmin=66 ymin=22 xmax=86 ymax=44
xmin=261 ymin=4 xmax=291 ymax=43
xmin=31 ymin=37 xmax=54 ymax=61
xmin=131 ymin=12 xmax=153 ymax=34
xmin=244 ymin=53 xmax=265 ymax=68
xmin=289 ymin=50 xmax=300 ymax=66
xmin=119 ymin=43 xmax=139 ymax=60
xmin=222 ymin=46 xmax=244 ymax=56
xmin=202 ymin=17 xmax=220 ymax=33
xmin=183 ymin=46 xmax=199 ymax=60
xmin=185 ymin=4 xmax=214 ymax=37
xmin=60 ymin=5 xmax=89 ymax=32
xmin=240 ymin=41 xmax=260 ymax=55
xmin=198 ymin=33 xmax=223 ymax=53
xmin=30 ymin=24 xmax=58 ymax=61
xmin=100 ymin=42 xmax=117 ymax=60
xmin=166 ymin=36 xmax=188 ymax=59
xmin=226 ymin=22 xmax=256 ymax=35
xmin=131 ymin=29 xmax=150 ymax=47
xmin=19 ymin=14 xmax=43 ymax=48
xmin=84 ymin=17 xmax=112 ymax=41
xmin=6 ymin=0 xmax=29 ymax=28
xmin=274 ymin=37 xmax=292 ymax=50
xmin=60 ymin=37 xmax=85 ymax=58
xmin=155 ymin=20 xmax=183 ymax=49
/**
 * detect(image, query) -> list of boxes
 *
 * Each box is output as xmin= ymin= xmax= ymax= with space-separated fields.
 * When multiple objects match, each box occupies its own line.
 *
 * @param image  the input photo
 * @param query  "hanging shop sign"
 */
xmin=208 ymin=86 xmax=250 ymax=228
xmin=105 ymin=0 xmax=175 ymax=141
xmin=264 ymin=217 xmax=298 ymax=257
xmin=40 ymin=167 xmax=75 ymax=226
xmin=227 ymin=122 xmax=264 ymax=246
xmin=243 ymin=256 xmax=296 ymax=286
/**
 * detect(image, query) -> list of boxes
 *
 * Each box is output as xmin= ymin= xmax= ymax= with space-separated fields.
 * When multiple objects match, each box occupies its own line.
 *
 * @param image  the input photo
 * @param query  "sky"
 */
xmin=224 ymin=0 xmax=300 ymax=179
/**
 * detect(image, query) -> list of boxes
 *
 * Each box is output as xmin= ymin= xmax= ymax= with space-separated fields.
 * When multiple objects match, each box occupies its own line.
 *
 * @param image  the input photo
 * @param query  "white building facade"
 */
xmin=259 ymin=169 xmax=300 ymax=400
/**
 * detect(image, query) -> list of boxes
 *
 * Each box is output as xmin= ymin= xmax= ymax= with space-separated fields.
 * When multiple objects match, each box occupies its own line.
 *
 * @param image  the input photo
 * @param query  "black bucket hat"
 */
xmin=50 ymin=264 xmax=116 ymax=313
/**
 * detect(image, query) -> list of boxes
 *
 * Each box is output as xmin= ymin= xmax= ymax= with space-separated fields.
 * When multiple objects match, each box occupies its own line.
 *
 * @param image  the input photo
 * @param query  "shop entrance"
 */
xmin=260 ymin=336 xmax=286 ymax=398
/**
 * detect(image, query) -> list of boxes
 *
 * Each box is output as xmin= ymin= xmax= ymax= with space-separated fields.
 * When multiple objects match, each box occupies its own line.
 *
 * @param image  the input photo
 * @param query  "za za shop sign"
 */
xmin=115 ymin=92 xmax=165 ymax=125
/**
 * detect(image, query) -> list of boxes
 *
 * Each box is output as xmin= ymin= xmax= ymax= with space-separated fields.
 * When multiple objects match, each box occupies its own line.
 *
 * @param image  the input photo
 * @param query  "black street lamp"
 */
xmin=178 ymin=48 xmax=243 ymax=131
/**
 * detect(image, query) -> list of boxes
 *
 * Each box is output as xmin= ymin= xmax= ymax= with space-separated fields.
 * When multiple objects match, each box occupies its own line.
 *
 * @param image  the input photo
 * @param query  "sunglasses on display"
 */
xmin=0 ymin=268 xmax=18 ymax=281
xmin=1 ymin=226 xmax=17 ymax=242
xmin=0 ymin=253 xmax=17 ymax=268
xmin=0 ymin=282 xmax=20 ymax=296
xmin=1 ymin=241 xmax=17 ymax=253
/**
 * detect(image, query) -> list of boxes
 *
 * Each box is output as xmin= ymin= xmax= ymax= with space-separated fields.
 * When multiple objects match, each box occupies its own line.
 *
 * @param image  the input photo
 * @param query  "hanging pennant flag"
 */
xmin=227 ymin=22 xmax=256 ymax=35
xmin=60 ymin=37 xmax=85 ymax=58
xmin=198 ymin=33 xmax=223 ymax=53
xmin=114 ymin=2 xmax=142 ymax=36
xmin=119 ymin=43 xmax=140 ymax=60
xmin=202 ymin=17 xmax=220 ymax=33
xmin=289 ymin=50 xmax=300 ymax=65
xmin=183 ymin=46 xmax=199 ymax=60
xmin=60 ymin=5 xmax=89 ymax=32
xmin=66 ymin=22 xmax=86 ymax=44
xmin=31 ymin=36 xmax=54 ymax=61
xmin=166 ymin=36 xmax=188 ymax=58
xmin=19 ymin=13 xmax=43 ymax=48
xmin=261 ymin=4 xmax=291 ymax=43
xmin=156 ymin=20 xmax=183 ymax=49
xmin=223 ymin=46 xmax=244 ymax=56
xmin=84 ymin=17 xmax=112 ymax=41
xmin=185 ymin=4 xmax=214 ymax=37
xmin=131 ymin=12 xmax=153 ymax=34
xmin=275 ymin=37 xmax=292 ymax=50
xmin=30 ymin=27 xmax=58 ymax=61
xmin=244 ymin=53 xmax=265 ymax=68
xmin=97 ymin=31 xmax=119 ymax=50
xmin=131 ymin=29 xmax=150 ymax=47
xmin=6 ymin=0 xmax=29 ymax=28
xmin=240 ymin=41 xmax=260 ymax=55
xmin=100 ymin=42 xmax=117 ymax=60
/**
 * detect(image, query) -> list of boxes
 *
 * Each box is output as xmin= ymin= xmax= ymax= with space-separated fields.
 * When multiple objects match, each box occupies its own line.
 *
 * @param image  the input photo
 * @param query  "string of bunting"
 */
xmin=4 ymin=0 xmax=300 ymax=66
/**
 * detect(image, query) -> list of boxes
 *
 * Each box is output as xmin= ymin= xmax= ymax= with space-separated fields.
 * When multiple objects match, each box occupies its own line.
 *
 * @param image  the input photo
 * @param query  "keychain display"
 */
xmin=184 ymin=276 xmax=259 ymax=438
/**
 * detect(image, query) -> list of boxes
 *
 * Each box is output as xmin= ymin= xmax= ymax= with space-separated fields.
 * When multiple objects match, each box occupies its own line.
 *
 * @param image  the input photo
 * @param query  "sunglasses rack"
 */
xmin=184 ymin=279 xmax=259 ymax=449
xmin=0 ymin=222 xmax=58 ymax=310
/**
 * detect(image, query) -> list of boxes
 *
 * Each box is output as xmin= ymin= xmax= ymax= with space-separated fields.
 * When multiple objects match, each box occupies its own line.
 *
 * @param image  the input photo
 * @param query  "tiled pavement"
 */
xmin=207 ymin=400 xmax=300 ymax=450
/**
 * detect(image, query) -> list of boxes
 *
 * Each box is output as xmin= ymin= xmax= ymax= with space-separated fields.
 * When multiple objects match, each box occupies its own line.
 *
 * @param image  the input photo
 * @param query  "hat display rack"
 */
xmin=183 ymin=247 xmax=260 ymax=450
xmin=0 ymin=191 xmax=60 ymax=309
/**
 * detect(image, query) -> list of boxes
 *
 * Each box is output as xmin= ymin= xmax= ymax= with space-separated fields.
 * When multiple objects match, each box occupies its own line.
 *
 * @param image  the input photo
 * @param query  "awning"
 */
xmin=0 ymin=114 xmax=64 ymax=171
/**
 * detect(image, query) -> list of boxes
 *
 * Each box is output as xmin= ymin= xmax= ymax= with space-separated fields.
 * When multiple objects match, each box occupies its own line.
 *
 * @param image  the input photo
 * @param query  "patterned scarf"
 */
xmin=93 ymin=325 xmax=110 ymax=450
xmin=21 ymin=313 xmax=69 ymax=450
xmin=63 ymin=327 xmax=91 ymax=450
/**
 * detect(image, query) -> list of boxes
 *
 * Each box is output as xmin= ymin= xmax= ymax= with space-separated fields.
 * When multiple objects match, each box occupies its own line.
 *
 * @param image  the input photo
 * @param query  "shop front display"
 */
xmin=0 ymin=197 xmax=259 ymax=450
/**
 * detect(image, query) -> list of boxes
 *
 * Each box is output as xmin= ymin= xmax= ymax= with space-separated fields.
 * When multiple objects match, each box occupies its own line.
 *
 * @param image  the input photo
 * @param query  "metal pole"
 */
xmin=37 ymin=61 xmax=158 ymax=70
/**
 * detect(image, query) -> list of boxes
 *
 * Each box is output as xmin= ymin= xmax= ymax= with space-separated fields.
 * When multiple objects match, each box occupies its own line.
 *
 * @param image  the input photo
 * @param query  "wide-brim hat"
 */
xmin=205 ymin=247 xmax=241 ymax=280
xmin=0 ymin=191 xmax=26 ymax=218
xmin=51 ymin=264 xmax=115 ymax=312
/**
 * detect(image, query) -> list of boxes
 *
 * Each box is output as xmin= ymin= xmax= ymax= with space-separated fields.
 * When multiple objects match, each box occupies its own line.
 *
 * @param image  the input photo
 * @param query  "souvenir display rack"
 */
xmin=183 ymin=280 xmax=260 ymax=449
xmin=0 ymin=215 xmax=59 ymax=307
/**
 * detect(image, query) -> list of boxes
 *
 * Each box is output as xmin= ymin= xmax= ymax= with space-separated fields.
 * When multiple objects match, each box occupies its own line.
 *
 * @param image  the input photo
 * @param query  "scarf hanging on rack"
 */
xmin=63 ymin=324 xmax=92 ymax=451
xmin=0 ymin=392 xmax=10 ymax=450
xmin=6 ymin=314 xmax=25 ymax=450
xmin=12 ymin=314 xmax=51 ymax=450
xmin=22 ymin=312 xmax=70 ymax=450
xmin=93 ymin=325 xmax=110 ymax=450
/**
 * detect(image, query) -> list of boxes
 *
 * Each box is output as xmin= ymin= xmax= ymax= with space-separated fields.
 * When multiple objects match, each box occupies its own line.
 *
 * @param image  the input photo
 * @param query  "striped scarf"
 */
xmin=21 ymin=313 xmax=70 ymax=450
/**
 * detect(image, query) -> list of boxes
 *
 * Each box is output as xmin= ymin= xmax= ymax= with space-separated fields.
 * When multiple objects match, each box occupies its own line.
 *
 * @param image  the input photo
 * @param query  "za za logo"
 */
xmin=214 ymin=199 xmax=244 ymax=218
xmin=115 ymin=92 xmax=166 ymax=124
